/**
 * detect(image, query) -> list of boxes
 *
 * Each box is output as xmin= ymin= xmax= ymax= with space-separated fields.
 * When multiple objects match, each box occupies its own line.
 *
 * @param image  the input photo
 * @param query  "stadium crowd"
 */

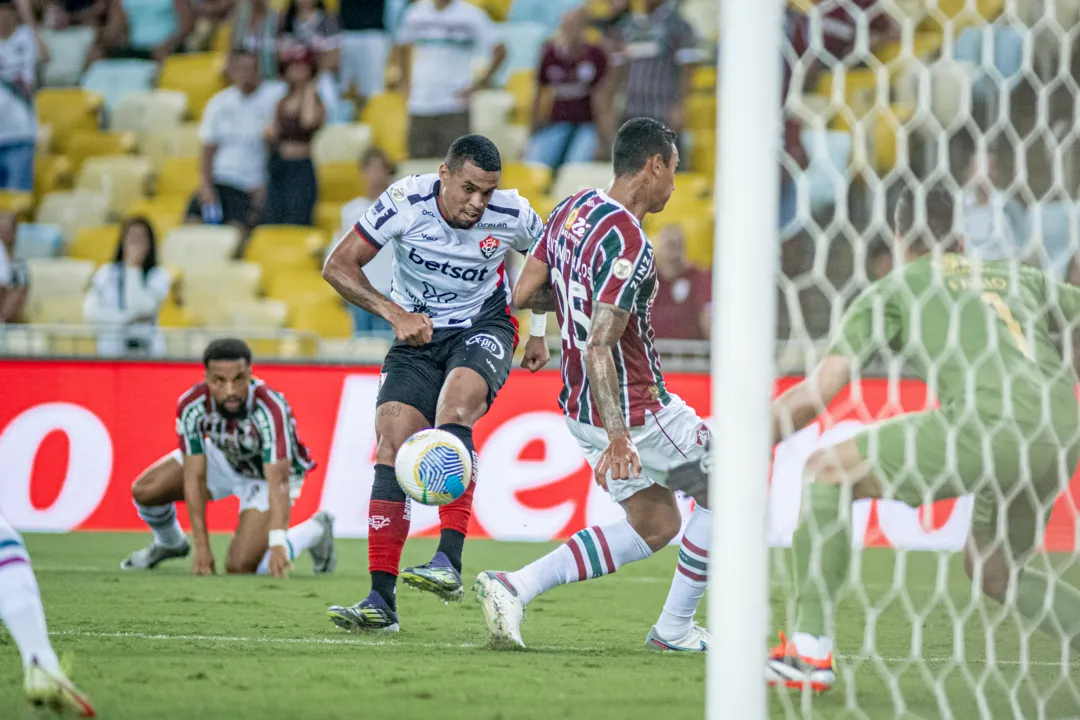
xmin=0 ymin=0 xmax=1077 ymax=360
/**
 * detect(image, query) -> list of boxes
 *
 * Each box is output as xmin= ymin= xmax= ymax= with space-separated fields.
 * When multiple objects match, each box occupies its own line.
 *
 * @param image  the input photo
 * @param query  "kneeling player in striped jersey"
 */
xmin=0 ymin=512 xmax=95 ymax=716
xmin=120 ymin=338 xmax=335 ymax=578
xmin=474 ymin=118 xmax=711 ymax=651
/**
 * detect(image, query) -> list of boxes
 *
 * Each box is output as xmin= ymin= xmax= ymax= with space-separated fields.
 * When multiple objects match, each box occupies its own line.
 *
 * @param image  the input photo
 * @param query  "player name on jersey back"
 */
xmin=531 ymin=188 xmax=671 ymax=427
xmin=353 ymin=173 xmax=543 ymax=328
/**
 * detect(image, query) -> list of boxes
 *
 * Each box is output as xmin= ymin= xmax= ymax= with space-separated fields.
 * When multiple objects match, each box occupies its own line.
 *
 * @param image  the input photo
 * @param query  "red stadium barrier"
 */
xmin=0 ymin=359 xmax=1076 ymax=551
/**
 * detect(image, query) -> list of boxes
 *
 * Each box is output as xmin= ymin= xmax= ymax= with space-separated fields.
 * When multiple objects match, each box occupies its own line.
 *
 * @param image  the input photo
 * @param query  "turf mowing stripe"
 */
xmin=48 ymin=630 xmax=1079 ymax=667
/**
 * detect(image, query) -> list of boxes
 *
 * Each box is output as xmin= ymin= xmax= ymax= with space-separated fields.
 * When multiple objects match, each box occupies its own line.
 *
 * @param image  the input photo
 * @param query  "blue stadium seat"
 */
xmin=492 ymin=22 xmax=549 ymax=87
xmin=800 ymin=129 xmax=852 ymax=213
xmin=1028 ymin=202 xmax=1080 ymax=280
xmin=14 ymin=223 xmax=64 ymax=259
xmin=953 ymin=25 xmax=1026 ymax=103
xmin=508 ymin=0 xmax=580 ymax=34
xmin=81 ymin=59 xmax=158 ymax=121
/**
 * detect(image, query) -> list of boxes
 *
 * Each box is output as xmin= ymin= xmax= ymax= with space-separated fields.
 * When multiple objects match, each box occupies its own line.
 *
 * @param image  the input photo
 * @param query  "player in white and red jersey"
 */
xmin=321 ymin=134 xmax=549 ymax=634
xmin=120 ymin=338 xmax=335 ymax=578
xmin=475 ymin=118 xmax=713 ymax=652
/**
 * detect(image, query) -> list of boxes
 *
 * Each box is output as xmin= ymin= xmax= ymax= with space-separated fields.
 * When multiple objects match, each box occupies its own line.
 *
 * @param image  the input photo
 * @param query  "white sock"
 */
xmin=135 ymin=501 xmax=186 ymax=548
xmin=793 ymin=632 xmax=834 ymax=660
xmin=508 ymin=520 xmax=652 ymax=605
xmin=256 ymin=518 xmax=326 ymax=576
xmin=655 ymin=506 xmax=711 ymax=639
xmin=0 ymin=529 xmax=60 ymax=671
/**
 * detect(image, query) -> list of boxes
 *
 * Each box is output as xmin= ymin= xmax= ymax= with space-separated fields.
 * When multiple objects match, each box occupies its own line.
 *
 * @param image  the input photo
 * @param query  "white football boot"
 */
xmin=25 ymin=658 xmax=95 ymax=717
xmin=473 ymin=571 xmax=527 ymax=648
xmin=645 ymin=623 xmax=709 ymax=652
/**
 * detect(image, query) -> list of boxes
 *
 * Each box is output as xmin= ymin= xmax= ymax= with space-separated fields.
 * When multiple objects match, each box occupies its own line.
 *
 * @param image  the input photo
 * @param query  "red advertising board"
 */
xmin=0 ymin=359 xmax=1076 ymax=551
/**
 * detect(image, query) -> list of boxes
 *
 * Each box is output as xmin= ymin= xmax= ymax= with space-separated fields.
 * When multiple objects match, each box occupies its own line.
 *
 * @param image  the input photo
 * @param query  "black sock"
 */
xmin=436 ymin=422 xmax=476 ymax=457
xmin=371 ymin=571 xmax=398 ymax=611
xmin=436 ymin=529 xmax=465 ymax=572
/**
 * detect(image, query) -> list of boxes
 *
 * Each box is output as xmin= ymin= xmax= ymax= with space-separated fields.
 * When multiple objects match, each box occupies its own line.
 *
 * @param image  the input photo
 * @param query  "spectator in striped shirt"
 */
xmin=606 ymin=0 xmax=702 ymax=139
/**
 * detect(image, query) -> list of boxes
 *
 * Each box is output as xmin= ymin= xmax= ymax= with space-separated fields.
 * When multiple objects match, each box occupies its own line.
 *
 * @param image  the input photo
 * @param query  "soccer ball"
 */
xmin=394 ymin=429 xmax=473 ymax=506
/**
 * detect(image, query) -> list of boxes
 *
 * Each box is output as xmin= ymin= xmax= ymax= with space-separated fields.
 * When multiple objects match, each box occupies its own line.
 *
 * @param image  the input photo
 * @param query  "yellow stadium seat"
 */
xmin=141 ymin=123 xmax=201 ymax=172
xmin=35 ymin=190 xmax=109 ymax=243
xmin=686 ymin=94 xmax=716 ymax=132
xmin=124 ymin=197 xmax=187 ymax=239
xmin=27 ymin=294 xmax=86 ymax=325
xmin=158 ymin=53 xmax=227 ymax=119
xmin=0 ymin=191 xmax=33 ymax=217
xmin=265 ymin=269 xmax=337 ymax=305
xmin=156 ymin=156 xmax=201 ymax=200
xmin=111 ymin=90 xmax=189 ymax=135
xmin=183 ymin=261 xmax=263 ymax=299
xmin=690 ymin=130 xmax=715 ymax=178
xmin=68 ymin=224 xmax=120 ymax=265
xmin=223 ymin=300 xmax=288 ymax=329
xmin=673 ymin=172 xmax=712 ymax=202
xmin=247 ymin=225 xmax=325 ymax=254
xmin=65 ymin=131 xmax=137 ymax=172
xmin=76 ymin=155 xmax=153 ymax=216
xmin=290 ymin=299 xmax=353 ymax=338
xmin=317 ymin=162 xmax=364 ymax=204
xmin=159 ymin=300 xmax=195 ymax=328
xmin=26 ymin=257 xmax=95 ymax=295
xmin=36 ymin=88 xmax=103 ymax=151
xmin=531 ymin=194 xmax=558 ymax=222
xmin=33 ymin=153 xmax=72 ymax=201
xmin=312 ymin=124 xmax=373 ymax=165
xmin=361 ymin=92 xmax=408 ymax=163
xmin=692 ymin=66 xmax=717 ymax=92
xmin=644 ymin=210 xmax=714 ymax=268
xmin=505 ymin=70 xmax=538 ymax=126
xmin=316 ymin=201 xmax=345 ymax=239
xmin=161 ymin=225 xmax=242 ymax=269
xmin=500 ymin=162 xmax=552 ymax=204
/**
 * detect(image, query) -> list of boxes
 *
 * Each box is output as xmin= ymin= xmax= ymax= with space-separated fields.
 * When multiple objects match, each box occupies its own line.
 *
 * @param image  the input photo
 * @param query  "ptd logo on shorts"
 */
xmin=466 ymin=333 xmax=505 ymax=360
xmin=479 ymin=235 xmax=499 ymax=259
xmin=370 ymin=516 xmax=391 ymax=530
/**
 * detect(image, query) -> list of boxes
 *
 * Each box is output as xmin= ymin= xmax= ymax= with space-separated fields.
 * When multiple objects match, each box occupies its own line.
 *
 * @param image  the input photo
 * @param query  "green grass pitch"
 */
xmin=1 ymin=533 xmax=1078 ymax=719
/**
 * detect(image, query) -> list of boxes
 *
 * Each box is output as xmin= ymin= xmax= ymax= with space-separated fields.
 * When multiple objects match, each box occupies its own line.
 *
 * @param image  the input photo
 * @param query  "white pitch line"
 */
xmin=49 ymin=630 xmax=1078 ymax=668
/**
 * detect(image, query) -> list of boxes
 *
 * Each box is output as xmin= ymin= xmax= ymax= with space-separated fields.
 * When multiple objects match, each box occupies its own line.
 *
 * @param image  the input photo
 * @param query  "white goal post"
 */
xmin=709 ymin=0 xmax=781 ymax=718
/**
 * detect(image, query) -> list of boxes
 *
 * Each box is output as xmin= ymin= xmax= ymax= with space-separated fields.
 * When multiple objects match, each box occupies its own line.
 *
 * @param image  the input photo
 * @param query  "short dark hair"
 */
xmin=612 ymin=118 xmax=677 ymax=178
xmin=445 ymin=134 xmax=501 ymax=174
xmin=203 ymin=338 xmax=252 ymax=368
xmin=893 ymin=182 xmax=959 ymax=254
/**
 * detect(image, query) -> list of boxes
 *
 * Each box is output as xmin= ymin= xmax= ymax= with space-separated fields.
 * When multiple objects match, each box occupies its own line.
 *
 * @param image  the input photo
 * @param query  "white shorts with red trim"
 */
xmin=167 ymin=442 xmax=303 ymax=514
xmin=564 ymin=394 xmax=712 ymax=504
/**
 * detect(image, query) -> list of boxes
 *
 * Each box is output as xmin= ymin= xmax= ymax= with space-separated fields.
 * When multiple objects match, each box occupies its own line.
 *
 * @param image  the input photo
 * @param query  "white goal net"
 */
xmin=768 ymin=1 xmax=1080 ymax=718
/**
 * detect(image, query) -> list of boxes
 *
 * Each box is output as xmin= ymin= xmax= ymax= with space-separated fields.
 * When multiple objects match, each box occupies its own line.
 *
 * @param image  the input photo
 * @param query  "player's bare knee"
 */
xmin=963 ymin=543 xmax=1010 ymax=601
xmin=131 ymin=475 xmax=155 ymax=506
xmin=224 ymin=550 xmax=259 ymax=575
xmin=436 ymin=404 xmax=475 ymax=428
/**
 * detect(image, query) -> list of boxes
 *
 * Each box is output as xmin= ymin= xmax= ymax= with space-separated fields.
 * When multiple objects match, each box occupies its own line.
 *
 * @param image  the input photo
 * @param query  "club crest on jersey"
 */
xmin=695 ymin=423 xmax=711 ymax=448
xmin=479 ymin=235 xmax=499 ymax=259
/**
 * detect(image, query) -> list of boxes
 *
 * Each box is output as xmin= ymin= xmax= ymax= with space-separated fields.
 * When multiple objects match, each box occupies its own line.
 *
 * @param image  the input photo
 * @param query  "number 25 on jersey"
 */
xmin=551 ymin=267 xmax=591 ymax=349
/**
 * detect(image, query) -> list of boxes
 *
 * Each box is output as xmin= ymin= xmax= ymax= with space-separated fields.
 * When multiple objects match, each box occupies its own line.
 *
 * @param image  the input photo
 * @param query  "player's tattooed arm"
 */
xmin=586 ymin=302 xmax=642 ymax=484
xmin=770 ymin=355 xmax=851 ymax=445
xmin=585 ymin=302 xmax=632 ymax=437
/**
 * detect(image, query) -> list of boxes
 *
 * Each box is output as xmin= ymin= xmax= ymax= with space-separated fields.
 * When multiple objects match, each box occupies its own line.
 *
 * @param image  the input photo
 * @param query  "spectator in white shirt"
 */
xmin=0 ymin=212 xmax=28 ymax=324
xmin=334 ymin=146 xmax=395 ymax=336
xmin=185 ymin=50 xmax=285 ymax=233
xmin=0 ymin=0 xmax=44 ymax=191
xmin=83 ymin=217 xmax=172 ymax=356
xmin=392 ymin=0 xmax=506 ymax=159
xmin=962 ymin=149 xmax=1026 ymax=262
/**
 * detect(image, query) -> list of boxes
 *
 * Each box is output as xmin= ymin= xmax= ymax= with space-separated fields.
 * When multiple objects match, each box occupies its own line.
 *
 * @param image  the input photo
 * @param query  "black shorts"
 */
xmin=185 ymin=183 xmax=256 ymax=228
xmin=377 ymin=305 xmax=518 ymax=425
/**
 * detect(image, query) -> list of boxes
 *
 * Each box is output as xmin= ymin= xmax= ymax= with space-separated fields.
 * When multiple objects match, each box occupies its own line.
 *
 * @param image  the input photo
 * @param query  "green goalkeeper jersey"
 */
xmin=828 ymin=253 xmax=1080 ymax=434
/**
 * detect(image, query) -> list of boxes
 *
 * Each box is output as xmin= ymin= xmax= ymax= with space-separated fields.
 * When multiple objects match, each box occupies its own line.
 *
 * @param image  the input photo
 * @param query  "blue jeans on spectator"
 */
xmin=0 ymin=142 xmax=34 ymax=191
xmin=525 ymin=123 xmax=599 ymax=169
xmin=350 ymin=305 xmax=394 ymax=337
